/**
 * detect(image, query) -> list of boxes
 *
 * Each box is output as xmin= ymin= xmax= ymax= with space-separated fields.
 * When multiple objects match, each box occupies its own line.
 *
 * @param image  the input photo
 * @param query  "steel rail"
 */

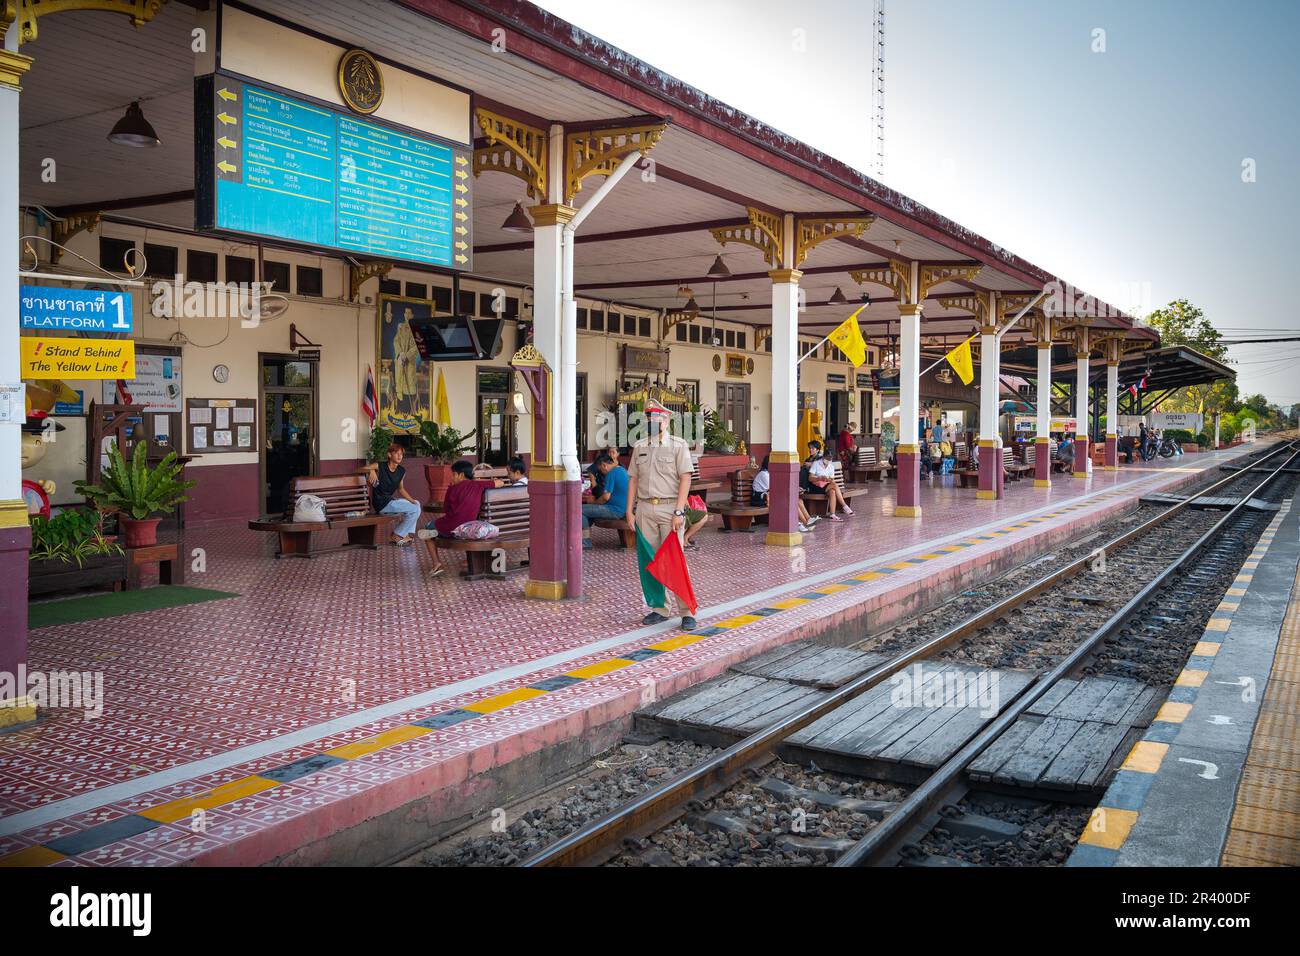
xmin=520 ymin=441 xmax=1297 ymax=867
xmin=835 ymin=441 xmax=1300 ymax=866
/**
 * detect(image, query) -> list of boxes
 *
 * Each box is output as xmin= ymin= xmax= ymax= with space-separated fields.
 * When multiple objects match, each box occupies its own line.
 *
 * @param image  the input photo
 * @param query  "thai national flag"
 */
xmin=362 ymin=365 xmax=377 ymax=427
xmin=115 ymin=379 xmax=133 ymax=404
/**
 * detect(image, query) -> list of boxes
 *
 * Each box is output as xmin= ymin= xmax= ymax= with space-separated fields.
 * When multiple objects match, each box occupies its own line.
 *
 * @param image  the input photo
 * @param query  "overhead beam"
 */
xmin=477 ymin=216 xmax=749 ymax=254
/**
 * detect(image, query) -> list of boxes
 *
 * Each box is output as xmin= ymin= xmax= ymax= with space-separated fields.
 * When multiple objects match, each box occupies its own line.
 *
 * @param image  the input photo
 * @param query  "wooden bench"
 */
xmin=708 ymin=469 xmax=769 ymax=532
xmin=1004 ymin=447 xmax=1033 ymax=480
xmin=953 ymin=442 xmax=971 ymax=468
xmin=803 ymin=460 xmax=871 ymax=515
xmin=690 ymin=456 xmax=722 ymax=500
xmin=249 ymin=475 xmax=397 ymax=558
xmin=429 ymin=485 xmax=531 ymax=580
xmin=847 ymin=447 xmax=888 ymax=483
xmin=592 ymin=514 xmax=635 ymax=548
xmin=124 ymin=541 xmax=185 ymax=589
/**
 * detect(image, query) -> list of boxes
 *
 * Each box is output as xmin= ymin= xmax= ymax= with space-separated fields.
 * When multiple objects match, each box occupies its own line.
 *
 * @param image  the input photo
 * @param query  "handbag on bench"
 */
xmin=292 ymin=493 xmax=328 ymax=523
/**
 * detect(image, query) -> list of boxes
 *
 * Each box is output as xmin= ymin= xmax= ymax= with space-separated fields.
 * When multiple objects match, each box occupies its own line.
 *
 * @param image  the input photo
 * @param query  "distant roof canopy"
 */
xmin=997 ymin=345 xmax=1235 ymax=393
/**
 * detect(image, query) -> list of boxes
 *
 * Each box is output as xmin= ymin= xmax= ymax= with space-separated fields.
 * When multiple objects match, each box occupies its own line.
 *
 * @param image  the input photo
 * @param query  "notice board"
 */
xmin=187 ymin=397 xmax=258 ymax=455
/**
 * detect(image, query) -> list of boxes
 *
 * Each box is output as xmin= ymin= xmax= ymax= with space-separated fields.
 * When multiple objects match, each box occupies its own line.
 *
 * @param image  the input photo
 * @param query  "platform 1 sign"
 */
xmin=20 ymin=285 xmax=133 ymax=334
xmin=20 ymin=337 xmax=134 ymax=380
xmin=196 ymin=75 xmax=472 ymax=271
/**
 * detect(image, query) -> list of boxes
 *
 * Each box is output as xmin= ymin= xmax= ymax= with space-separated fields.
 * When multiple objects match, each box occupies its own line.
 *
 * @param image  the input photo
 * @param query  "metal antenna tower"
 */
xmin=872 ymin=0 xmax=886 ymax=179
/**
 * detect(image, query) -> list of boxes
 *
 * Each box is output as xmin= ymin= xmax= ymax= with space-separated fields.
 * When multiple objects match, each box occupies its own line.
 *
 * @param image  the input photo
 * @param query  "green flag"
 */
xmin=636 ymin=528 xmax=666 ymax=609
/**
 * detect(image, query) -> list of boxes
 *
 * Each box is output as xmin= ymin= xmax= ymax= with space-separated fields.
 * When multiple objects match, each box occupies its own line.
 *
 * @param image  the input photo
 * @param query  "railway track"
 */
xmin=518 ymin=440 xmax=1300 ymax=867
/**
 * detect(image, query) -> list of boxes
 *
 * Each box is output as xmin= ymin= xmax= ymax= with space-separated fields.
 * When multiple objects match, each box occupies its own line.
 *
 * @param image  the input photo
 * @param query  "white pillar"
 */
xmin=979 ymin=326 xmax=999 ymax=442
xmin=1 ymin=37 xmax=27 ymax=515
xmin=1 ymin=34 xmax=34 ymax=722
xmin=770 ymin=273 xmax=800 ymax=456
xmin=1035 ymin=339 xmax=1052 ymax=486
xmin=1074 ymin=350 xmax=1090 ymax=477
xmin=1106 ymin=361 xmax=1119 ymax=468
xmin=899 ymin=309 xmax=921 ymax=448
xmin=528 ymin=125 xmax=569 ymax=469
xmin=976 ymin=322 xmax=1000 ymax=499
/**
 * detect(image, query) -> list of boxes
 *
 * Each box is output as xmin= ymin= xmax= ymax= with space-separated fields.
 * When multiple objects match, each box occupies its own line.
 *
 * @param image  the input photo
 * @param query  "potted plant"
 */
xmin=28 ymin=507 xmax=126 ymax=596
xmin=367 ymin=424 xmax=393 ymax=463
xmin=413 ymin=419 xmax=477 ymax=503
xmin=74 ymin=443 xmax=196 ymax=548
xmin=700 ymin=406 xmax=739 ymax=454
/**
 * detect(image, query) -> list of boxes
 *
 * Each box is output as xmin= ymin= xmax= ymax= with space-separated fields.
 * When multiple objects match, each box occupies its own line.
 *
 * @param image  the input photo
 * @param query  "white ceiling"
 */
xmin=15 ymin=0 xmax=1128 ymax=348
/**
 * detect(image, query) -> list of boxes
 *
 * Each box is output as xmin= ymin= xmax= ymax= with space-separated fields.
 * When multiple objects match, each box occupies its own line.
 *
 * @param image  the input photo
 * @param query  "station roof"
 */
xmin=17 ymin=0 xmax=1157 ymax=352
xmin=998 ymin=344 xmax=1235 ymax=392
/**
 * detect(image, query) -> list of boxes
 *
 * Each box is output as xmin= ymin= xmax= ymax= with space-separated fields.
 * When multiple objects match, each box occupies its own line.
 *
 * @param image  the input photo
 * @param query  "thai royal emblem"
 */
xmin=338 ymin=49 xmax=384 ymax=114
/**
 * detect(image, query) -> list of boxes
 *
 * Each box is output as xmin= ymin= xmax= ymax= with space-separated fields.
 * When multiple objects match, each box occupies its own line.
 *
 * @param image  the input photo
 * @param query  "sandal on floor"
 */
xmin=428 ymin=565 xmax=446 ymax=577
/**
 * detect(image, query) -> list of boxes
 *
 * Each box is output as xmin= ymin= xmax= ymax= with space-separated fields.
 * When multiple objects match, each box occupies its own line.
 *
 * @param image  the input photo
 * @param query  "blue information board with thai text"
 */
xmin=200 ymin=77 xmax=472 ymax=271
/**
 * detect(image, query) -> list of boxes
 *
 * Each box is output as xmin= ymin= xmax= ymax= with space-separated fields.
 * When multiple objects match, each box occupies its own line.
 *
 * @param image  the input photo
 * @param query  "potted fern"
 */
xmin=413 ymin=419 xmax=477 ymax=503
xmin=74 ymin=443 xmax=196 ymax=548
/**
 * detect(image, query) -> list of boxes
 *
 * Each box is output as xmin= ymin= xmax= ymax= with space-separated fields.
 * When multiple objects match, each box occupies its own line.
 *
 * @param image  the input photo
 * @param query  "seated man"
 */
xmin=507 ymin=457 xmax=528 ymax=485
xmin=586 ymin=445 xmax=619 ymax=500
xmin=1056 ymin=433 xmax=1075 ymax=470
xmin=417 ymin=459 xmax=504 ymax=577
xmin=580 ymin=453 xmax=629 ymax=548
xmin=365 ymin=443 xmax=422 ymax=546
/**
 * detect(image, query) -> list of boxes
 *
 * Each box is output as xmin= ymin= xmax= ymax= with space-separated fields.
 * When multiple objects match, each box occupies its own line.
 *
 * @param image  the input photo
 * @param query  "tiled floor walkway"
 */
xmin=0 ymin=448 xmax=1254 ymax=865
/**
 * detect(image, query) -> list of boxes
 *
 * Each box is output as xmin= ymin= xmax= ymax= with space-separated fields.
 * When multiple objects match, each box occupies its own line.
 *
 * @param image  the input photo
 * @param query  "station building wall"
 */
xmin=24 ymin=216 xmax=871 ymax=523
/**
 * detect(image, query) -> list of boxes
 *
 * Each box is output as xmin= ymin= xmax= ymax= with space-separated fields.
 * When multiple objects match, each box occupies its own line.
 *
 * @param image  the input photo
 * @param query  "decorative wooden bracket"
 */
xmin=349 ymin=259 xmax=392 ymax=302
xmin=995 ymin=291 xmax=1042 ymax=323
xmin=933 ymin=293 xmax=987 ymax=326
xmin=849 ymin=259 xmax=911 ymax=302
xmin=565 ymin=121 xmax=666 ymax=203
xmin=474 ymin=107 xmax=547 ymax=200
xmin=710 ymin=207 xmax=784 ymax=267
xmin=794 ymin=215 xmax=874 ymax=267
xmin=918 ymin=264 xmax=983 ymax=302
xmin=49 ymin=210 xmax=101 ymax=266
xmin=755 ymin=328 xmax=772 ymax=351
xmin=661 ymin=309 xmax=696 ymax=336
xmin=6 ymin=0 xmax=166 ymax=46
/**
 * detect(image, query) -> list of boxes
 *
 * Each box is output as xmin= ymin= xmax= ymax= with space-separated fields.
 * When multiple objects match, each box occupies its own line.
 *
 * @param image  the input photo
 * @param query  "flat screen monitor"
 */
xmin=408 ymin=316 xmax=503 ymax=361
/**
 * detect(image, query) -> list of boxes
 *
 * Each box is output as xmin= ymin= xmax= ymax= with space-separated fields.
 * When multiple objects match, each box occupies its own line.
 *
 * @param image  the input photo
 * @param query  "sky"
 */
xmin=533 ymin=0 xmax=1300 ymax=407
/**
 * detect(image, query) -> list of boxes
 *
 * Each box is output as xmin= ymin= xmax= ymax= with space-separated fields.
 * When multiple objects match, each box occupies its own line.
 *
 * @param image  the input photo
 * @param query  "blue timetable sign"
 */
xmin=197 ymin=75 xmax=472 ymax=271
xmin=20 ymin=285 xmax=133 ymax=333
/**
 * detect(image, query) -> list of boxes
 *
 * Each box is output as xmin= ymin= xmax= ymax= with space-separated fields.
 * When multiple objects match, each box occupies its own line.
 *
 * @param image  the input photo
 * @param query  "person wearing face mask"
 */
xmin=627 ymin=402 xmax=697 ymax=630
xmin=805 ymin=440 xmax=853 ymax=521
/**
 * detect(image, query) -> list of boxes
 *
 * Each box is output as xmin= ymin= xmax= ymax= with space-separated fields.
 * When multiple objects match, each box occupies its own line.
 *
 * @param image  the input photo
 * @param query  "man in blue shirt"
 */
xmin=581 ymin=453 xmax=629 ymax=547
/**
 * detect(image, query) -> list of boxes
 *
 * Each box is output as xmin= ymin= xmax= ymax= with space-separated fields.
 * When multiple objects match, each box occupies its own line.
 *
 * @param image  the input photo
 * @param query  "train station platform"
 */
xmin=0 ymin=445 xmax=1262 ymax=867
xmin=1070 ymin=482 xmax=1300 ymax=867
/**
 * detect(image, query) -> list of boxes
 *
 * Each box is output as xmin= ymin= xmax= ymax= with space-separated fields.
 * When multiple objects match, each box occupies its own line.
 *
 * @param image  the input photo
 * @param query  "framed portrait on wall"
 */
xmin=377 ymin=294 xmax=435 ymax=433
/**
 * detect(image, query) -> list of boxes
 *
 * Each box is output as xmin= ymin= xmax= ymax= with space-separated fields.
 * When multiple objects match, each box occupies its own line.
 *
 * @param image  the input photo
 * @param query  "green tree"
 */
xmin=1143 ymin=299 xmax=1230 ymax=417
xmin=1144 ymin=299 xmax=1226 ymax=359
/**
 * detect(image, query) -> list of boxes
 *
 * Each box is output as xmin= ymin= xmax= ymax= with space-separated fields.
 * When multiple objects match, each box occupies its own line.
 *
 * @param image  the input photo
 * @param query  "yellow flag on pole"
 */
xmin=434 ymin=368 xmax=451 ymax=426
xmin=827 ymin=305 xmax=869 ymax=368
xmin=945 ymin=337 xmax=975 ymax=385
xmin=946 ymin=335 xmax=977 ymax=382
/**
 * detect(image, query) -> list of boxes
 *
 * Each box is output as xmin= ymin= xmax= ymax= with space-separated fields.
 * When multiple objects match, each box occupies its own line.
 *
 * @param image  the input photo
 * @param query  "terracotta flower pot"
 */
xmin=424 ymin=463 xmax=453 ymax=506
xmin=120 ymin=516 xmax=161 ymax=548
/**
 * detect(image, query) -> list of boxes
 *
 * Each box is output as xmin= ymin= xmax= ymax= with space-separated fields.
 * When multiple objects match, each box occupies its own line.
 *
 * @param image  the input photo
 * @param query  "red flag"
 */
xmin=646 ymin=532 xmax=698 ymax=615
xmin=362 ymin=365 xmax=377 ymax=427
xmin=115 ymin=379 xmax=133 ymax=404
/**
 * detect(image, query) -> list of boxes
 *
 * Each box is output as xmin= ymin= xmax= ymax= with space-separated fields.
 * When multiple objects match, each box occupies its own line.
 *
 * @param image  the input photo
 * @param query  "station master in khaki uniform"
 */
xmin=626 ymin=401 xmax=697 ymax=630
